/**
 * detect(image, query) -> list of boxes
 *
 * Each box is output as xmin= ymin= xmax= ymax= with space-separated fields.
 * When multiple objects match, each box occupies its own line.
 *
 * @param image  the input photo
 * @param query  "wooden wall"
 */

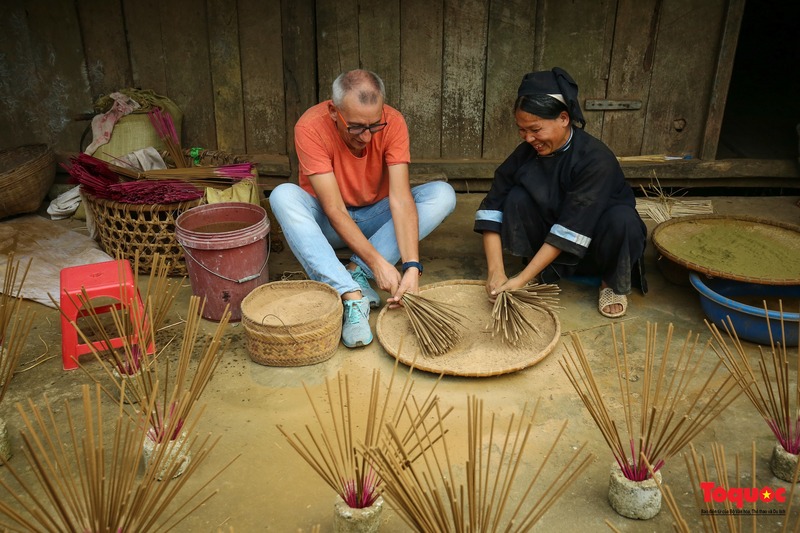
xmin=0 ymin=0 xmax=742 ymax=181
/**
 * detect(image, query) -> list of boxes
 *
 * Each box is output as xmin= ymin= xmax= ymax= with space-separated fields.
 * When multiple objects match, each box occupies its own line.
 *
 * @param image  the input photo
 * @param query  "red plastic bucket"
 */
xmin=175 ymin=202 xmax=270 ymax=321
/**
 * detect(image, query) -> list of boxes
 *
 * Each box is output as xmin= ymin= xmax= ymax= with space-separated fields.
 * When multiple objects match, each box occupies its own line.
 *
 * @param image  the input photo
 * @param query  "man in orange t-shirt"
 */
xmin=270 ymin=69 xmax=456 ymax=348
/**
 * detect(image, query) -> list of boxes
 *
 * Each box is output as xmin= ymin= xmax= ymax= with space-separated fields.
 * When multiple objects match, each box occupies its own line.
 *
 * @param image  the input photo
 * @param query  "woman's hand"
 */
xmin=486 ymin=270 xmax=508 ymax=302
xmin=494 ymin=275 xmax=528 ymax=295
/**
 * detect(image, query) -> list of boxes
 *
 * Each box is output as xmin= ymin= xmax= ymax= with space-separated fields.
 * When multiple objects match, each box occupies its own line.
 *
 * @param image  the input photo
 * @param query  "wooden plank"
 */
xmin=641 ymin=0 xmax=727 ymax=157
xmin=239 ymin=0 xmax=286 ymax=154
xmin=159 ymin=0 xmax=216 ymax=148
xmin=700 ymin=0 xmax=745 ymax=160
xmin=76 ymin=0 xmax=132 ymax=99
xmin=14 ymin=0 xmax=93 ymax=151
xmin=281 ymin=0 xmax=317 ymax=181
xmin=441 ymin=0 xmax=489 ymax=158
xmin=123 ymin=0 xmax=168 ymax=94
xmin=482 ymin=0 xmax=536 ymax=159
xmin=534 ymin=0 xmax=617 ymax=139
xmin=0 ymin=3 xmax=42 ymax=148
xmin=409 ymin=157 xmax=800 ymax=181
xmin=359 ymin=0 xmax=401 ymax=106
xmin=315 ymin=0 xmax=359 ymax=102
xmin=247 ymin=152 xmax=292 ymax=176
xmin=207 ymin=0 xmax=246 ymax=153
xmin=399 ymin=0 xmax=444 ymax=159
xmin=601 ymin=0 xmax=661 ymax=156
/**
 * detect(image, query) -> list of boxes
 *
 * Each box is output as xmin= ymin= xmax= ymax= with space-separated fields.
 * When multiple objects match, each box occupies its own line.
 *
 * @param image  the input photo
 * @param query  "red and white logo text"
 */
xmin=700 ymin=482 xmax=786 ymax=508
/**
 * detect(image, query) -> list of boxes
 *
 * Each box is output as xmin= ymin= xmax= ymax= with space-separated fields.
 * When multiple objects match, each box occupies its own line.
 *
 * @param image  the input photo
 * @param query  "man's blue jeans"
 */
xmin=269 ymin=181 xmax=456 ymax=296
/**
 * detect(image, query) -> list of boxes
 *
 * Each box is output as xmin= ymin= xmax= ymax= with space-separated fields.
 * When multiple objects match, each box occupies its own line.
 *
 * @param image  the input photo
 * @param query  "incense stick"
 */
xmin=362 ymin=395 xmax=594 ymax=531
xmin=490 ymin=283 xmax=561 ymax=345
xmin=706 ymin=311 xmax=800 ymax=455
xmin=0 ymin=253 xmax=34 ymax=404
xmin=0 ymin=384 xmax=237 ymax=531
xmin=560 ymin=322 xmax=742 ymax=482
xmin=401 ymin=292 xmax=467 ymax=356
xmin=50 ymin=256 xmax=231 ymax=452
xmin=277 ymin=355 xmax=447 ymax=509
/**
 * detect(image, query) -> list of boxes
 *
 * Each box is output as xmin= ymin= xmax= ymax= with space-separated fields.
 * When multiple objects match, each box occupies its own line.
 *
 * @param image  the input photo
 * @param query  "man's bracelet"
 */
xmin=402 ymin=261 xmax=423 ymax=276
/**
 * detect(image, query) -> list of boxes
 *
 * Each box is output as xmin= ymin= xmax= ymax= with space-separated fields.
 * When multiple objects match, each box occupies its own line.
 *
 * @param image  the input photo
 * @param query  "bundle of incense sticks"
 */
xmin=560 ymin=322 xmax=742 ymax=482
xmin=64 ymin=153 xmax=254 ymax=203
xmin=52 ymin=255 xmax=230 ymax=445
xmin=490 ymin=282 xmax=561 ymax=345
xmin=0 ymin=384 xmax=237 ymax=531
xmin=148 ymin=107 xmax=186 ymax=168
xmin=401 ymin=292 xmax=467 ymax=356
xmin=707 ymin=312 xmax=800 ymax=454
xmin=362 ymin=396 xmax=594 ymax=531
xmin=277 ymin=358 xmax=449 ymax=509
xmin=0 ymin=254 xmax=33 ymax=404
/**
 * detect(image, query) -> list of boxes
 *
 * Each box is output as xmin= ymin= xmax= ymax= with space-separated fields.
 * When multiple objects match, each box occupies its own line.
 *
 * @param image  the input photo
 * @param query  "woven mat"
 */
xmin=376 ymin=280 xmax=561 ymax=377
xmin=652 ymin=215 xmax=800 ymax=285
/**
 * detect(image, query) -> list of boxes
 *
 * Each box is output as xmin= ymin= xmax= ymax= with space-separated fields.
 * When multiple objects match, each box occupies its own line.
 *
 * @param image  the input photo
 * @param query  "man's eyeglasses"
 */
xmin=336 ymin=109 xmax=387 ymax=135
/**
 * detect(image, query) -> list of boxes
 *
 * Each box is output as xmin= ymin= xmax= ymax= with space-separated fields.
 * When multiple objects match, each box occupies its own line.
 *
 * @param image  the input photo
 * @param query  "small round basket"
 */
xmin=241 ymin=280 xmax=342 ymax=367
xmin=0 ymin=144 xmax=56 ymax=220
xmin=83 ymin=193 xmax=203 ymax=276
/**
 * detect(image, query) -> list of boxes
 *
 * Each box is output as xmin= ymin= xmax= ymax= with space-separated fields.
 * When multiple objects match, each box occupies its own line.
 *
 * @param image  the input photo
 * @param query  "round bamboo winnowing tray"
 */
xmin=376 ymin=280 xmax=561 ymax=377
xmin=240 ymin=280 xmax=342 ymax=367
xmin=652 ymin=215 xmax=800 ymax=285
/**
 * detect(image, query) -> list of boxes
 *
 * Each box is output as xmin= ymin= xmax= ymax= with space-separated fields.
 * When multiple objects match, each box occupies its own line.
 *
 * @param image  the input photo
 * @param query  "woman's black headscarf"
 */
xmin=517 ymin=67 xmax=586 ymax=128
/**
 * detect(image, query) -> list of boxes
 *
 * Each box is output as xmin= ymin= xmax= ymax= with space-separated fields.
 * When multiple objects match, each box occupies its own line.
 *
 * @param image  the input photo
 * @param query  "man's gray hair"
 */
xmin=331 ymin=70 xmax=386 ymax=107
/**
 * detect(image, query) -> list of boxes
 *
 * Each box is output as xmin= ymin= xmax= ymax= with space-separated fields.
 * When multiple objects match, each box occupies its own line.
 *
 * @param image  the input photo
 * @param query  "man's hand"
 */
xmin=387 ymin=268 xmax=420 ymax=308
xmin=371 ymin=258 xmax=403 ymax=296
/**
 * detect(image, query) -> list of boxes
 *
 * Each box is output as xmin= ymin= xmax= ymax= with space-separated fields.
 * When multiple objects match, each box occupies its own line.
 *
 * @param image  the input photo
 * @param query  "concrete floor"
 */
xmin=1 ymin=193 xmax=800 ymax=532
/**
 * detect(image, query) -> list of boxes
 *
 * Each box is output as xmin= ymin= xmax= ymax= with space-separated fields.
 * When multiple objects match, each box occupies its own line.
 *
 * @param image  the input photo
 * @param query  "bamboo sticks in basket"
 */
xmin=401 ymin=292 xmax=467 ymax=356
xmin=490 ymin=282 xmax=561 ymax=345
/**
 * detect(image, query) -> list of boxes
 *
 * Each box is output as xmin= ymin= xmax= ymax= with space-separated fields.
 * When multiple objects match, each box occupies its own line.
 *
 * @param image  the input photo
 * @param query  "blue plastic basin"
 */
xmin=689 ymin=272 xmax=800 ymax=347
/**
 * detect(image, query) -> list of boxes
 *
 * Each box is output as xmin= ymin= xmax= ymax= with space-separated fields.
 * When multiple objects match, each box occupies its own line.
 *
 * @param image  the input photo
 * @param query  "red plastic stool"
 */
xmin=59 ymin=260 xmax=152 ymax=371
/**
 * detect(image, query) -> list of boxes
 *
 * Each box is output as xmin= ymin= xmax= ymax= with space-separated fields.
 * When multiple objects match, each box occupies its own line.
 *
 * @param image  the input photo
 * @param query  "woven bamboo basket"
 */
xmin=0 ymin=144 xmax=56 ymax=220
xmin=83 ymin=149 xmax=251 ymax=276
xmin=83 ymin=193 xmax=203 ymax=276
xmin=240 ymin=280 xmax=342 ymax=367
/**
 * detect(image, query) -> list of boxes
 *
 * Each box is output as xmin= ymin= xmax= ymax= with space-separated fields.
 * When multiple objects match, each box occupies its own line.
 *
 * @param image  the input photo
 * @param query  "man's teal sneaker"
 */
xmin=348 ymin=265 xmax=381 ymax=308
xmin=341 ymin=296 xmax=373 ymax=348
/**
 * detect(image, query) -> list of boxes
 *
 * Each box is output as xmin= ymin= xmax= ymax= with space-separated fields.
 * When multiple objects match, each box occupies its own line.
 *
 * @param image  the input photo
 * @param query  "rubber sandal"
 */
xmin=598 ymin=287 xmax=627 ymax=318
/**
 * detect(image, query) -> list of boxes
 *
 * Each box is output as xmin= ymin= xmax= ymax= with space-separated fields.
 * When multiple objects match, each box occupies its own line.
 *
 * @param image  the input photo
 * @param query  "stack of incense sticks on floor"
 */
xmin=490 ymin=282 xmax=561 ymax=345
xmin=277 ymin=361 xmax=448 ymax=510
xmin=0 ymin=383 xmax=236 ymax=531
xmin=401 ymin=292 xmax=467 ymax=356
xmin=0 ymin=254 xmax=33 ymax=405
xmin=635 ymin=179 xmax=713 ymax=223
xmin=706 ymin=313 xmax=800 ymax=455
xmin=560 ymin=323 xmax=742 ymax=483
xmin=362 ymin=396 xmax=594 ymax=531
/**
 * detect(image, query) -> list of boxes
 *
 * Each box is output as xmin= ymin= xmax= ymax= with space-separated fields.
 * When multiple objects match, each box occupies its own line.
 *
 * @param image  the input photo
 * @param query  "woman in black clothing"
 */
xmin=473 ymin=68 xmax=647 ymax=318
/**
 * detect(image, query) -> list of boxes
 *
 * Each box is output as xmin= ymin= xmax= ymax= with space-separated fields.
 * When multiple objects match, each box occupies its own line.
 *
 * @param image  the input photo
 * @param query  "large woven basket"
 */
xmin=0 ymin=144 xmax=56 ymax=220
xmin=240 ymin=280 xmax=342 ymax=367
xmin=84 ymin=148 xmax=250 ymax=276
xmin=84 ymin=193 xmax=202 ymax=276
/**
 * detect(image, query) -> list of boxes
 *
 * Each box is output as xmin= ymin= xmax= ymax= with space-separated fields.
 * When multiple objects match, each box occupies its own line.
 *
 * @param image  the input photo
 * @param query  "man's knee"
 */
xmin=414 ymin=180 xmax=457 ymax=217
xmin=268 ymin=183 xmax=303 ymax=219
xmin=432 ymin=181 xmax=456 ymax=215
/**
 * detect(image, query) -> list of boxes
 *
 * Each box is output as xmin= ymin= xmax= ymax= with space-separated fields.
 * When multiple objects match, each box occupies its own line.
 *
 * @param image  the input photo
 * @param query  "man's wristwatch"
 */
xmin=402 ymin=261 xmax=423 ymax=276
